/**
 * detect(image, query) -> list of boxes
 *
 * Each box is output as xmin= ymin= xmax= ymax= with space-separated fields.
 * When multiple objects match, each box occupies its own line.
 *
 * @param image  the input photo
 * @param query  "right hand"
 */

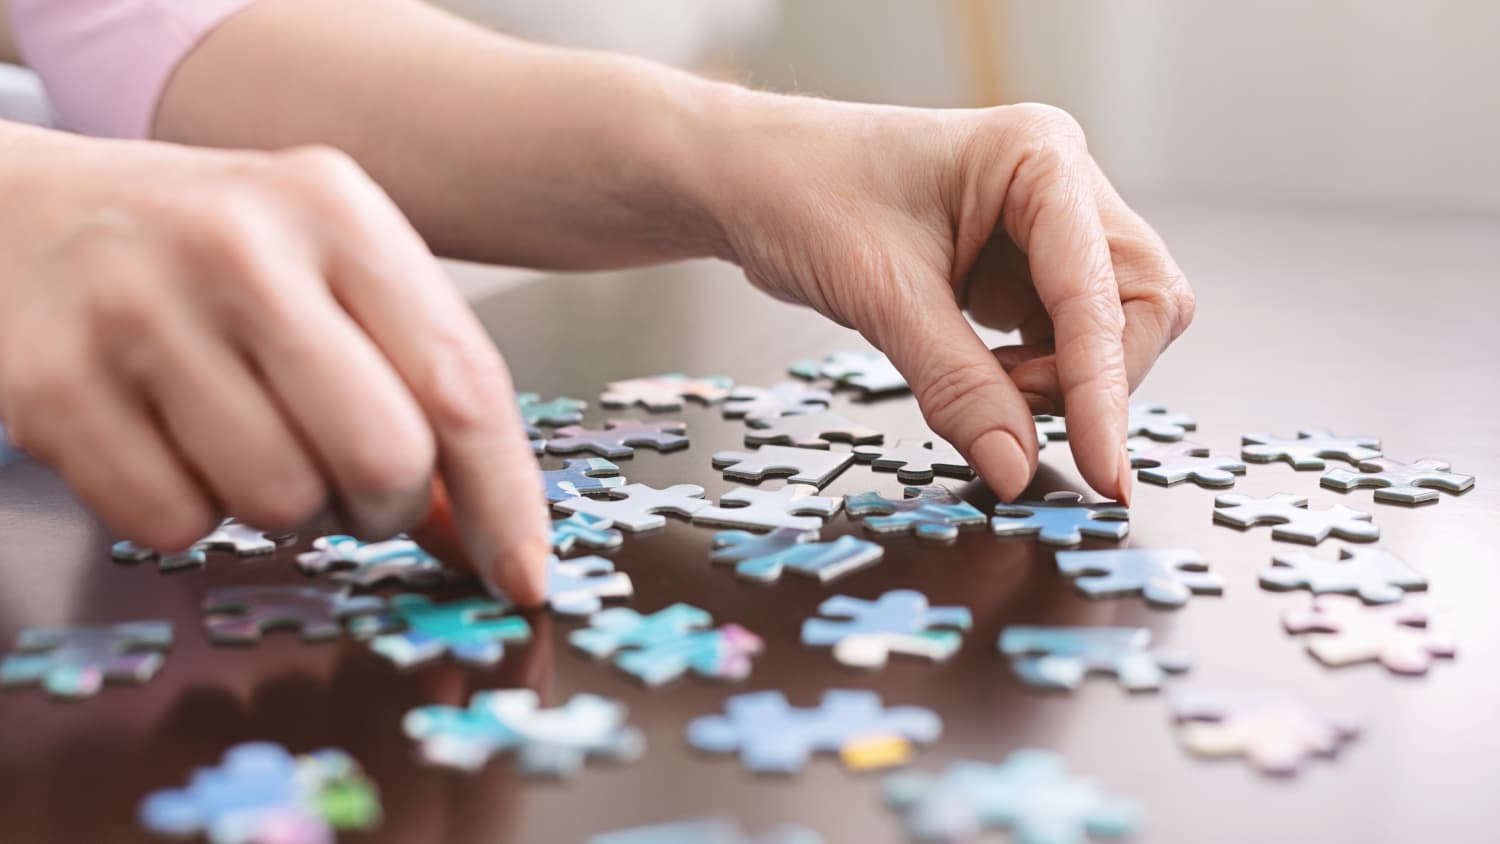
xmin=0 ymin=136 xmax=549 ymax=601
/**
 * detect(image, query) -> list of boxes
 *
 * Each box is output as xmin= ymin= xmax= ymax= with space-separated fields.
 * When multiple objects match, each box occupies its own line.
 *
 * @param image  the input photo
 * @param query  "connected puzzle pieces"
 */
xmin=570 ymin=603 xmax=763 ymax=686
xmin=801 ymin=590 xmax=971 ymax=669
xmin=1 ymin=621 xmax=172 ymax=699
xmin=710 ymin=528 xmax=885 ymax=583
xmin=687 ymin=689 xmax=941 ymax=773
xmin=1127 ymin=401 xmax=1196 ymax=441
xmin=846 ymin=485 xmax=986 ymax=542
xmin=991 ymin=492 xmax=1130 ymax=546
xmin=1213 ymin=493 xmax=1379 ymax=544
xmin=554 ymin=483 xmax=709 ymax=531
xmin=203 ymin=585 xmax=385 ymax=644
xmin=546 ymin=420 xmax=689 ymax=458
xmin=113 ymin=518 xmax=289 ymax=571
xmin=590 ymin=816 xmax=824 ymax=844
xmin=1169 ymin=688 xmax=1360 ymax=776
xmin=722 ymin=380 xmax=832 ymax=422
xmin=296 ymin=534 xmax=448 ymax=588
xmin=139 ymin=742 xmax=380 ymax=844
xmin=541 ymin=457 xmax=626 ymax=502
xmin=999 ymin=626 xmax=1190 ymax=692
xmin=712 ymin=444 xmax=854 ymax=487
xmin=601 ymin=373 xmax=733 ymax=411
xmin=1259 ymin=546 xmax=1425 ymax=604
xmin=852 ymin=438 xmax=973 ymax=484
xmin=1282 ymin=595 xmax=1455 ymax=675
xmin=551 ymin=512 xmax=625 ymax=554
xmin=884 ymin=749 xmax=1140 ymax=844
xmin=694 ymin=484 xmax=842 ymax=532
xmin=403 ymin=688 xmax=643 ymax=777
xmin=1320 ymin=456 xmax=1475 ymax=504
xmin=790 ymin=349 xmax=909 ymax=394
xmin=1127 ymin=440 xmax=1245 ymax=488
xmin=1054 ymin=548 xmax=1222 ymax=607
xmin=348 ymin=594 xmax=529 ymax=668
xmin=1241 ymin=428 xmax=1381 ymax=469
xmin=745 ymin=410 xmax=883 ymax=449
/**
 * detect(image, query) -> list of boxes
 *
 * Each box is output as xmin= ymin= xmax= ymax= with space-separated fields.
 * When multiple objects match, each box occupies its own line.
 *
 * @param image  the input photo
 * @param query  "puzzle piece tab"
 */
xmin=1283 ymin=595 xmax=1455 ymax=675
xmin=1320 ymin=456 xmax=1475 ymax=504
xmin=1260 ymin=546 xmax=1425 ymax=604
xmin=1055 ymin=548 xmax=1223 ymax=607
xmin=885 ymin=749 xmax=1140 ymax=844
xmin=1126 ymin=401 xmax=1196 ymax=441
xmin=999 ymin=626 xmax=1191 ymax=692
xmin=518 ymin=392 xmax=587 ymax=427
xmin=203 ymin=585 xmax=385 ymax=644
xmin=349 ymin=594 xmax=530 ymax=668
xmin=112 ymin=518 xmax=289 ymax=572
xmin=712 ymin=445 xmax=854 ymax=488
xmin=1213 ymin=493 xmax=1378 ymax=544
xmin=551 ymin=512 xmax=624 ymax=554
xmin=546 ymin=420 xmax=688 ymax=458
xmin=554 ymin=483 xmax=709 ymax=531
xmin=1241 ymin=428 xmax=1382 ymax=469
xmin=722 ymin=381 xmax=833 ymax=422
xmin=570 ymin=603 xmax=763 ymax=686
xmin=991 ymin=492 xmax=1130 ymax=546
xmin=590 ymin=817 xmax=824 ymax=844
xmin=296 ymin=534 xmax=448 ymax=588
xmin=601 ymin=374 xmax=733 ymax=411
xmin=693 ymin=484 xmax=842 ymax=532
xmin=710 ymin=529 xmax=885 ymax=583
xmin=801 ymin=590 xmax=971 ymax=669
xmin=541 ymin=457 xmax=626 ymax=502
xmin=1128 ymin=439 xmax=1246 ymax=488
xmin=687 ymin=689 xmax=941 ymax=773
xmin=1 ymin=621 xmax=172 ymax=699
xmin=852 ymin=438 xmax=973 ymax=484
xmin=1170 ymin=688 xmax=1360 ymax=776
xmin=404 ymin=689 xmax=643 ymax=777
xmin=846 ymin=485 xmax=987 ymax=542
xmin=790 ymin=350 xmax=909 ymax=394
xmin=745 ymin=410 xmax=883 ymax=449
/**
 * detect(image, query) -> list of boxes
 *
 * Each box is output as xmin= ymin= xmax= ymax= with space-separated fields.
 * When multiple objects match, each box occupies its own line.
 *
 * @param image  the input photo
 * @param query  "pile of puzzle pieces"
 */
xmin=0 ymin=350 xmax=1477 ymax=844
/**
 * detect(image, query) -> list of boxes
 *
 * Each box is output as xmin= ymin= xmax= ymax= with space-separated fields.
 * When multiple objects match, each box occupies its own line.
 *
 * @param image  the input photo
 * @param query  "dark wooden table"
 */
xmin=1 ymin=200 xmax=1497 ymax=843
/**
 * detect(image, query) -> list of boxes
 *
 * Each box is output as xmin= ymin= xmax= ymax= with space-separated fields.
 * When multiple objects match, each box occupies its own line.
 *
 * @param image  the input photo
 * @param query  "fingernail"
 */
xmin=1116 ymin=444 xmax=1134 ymax=506
xmin=487 ymin=536 xmax=552 ymax=607
xmin=972 ymin=430 xmax=1031 ymax=501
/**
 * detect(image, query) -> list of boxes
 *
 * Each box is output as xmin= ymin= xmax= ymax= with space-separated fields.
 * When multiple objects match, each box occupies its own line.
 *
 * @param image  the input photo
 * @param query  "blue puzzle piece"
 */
xmin=518 ymin=392 xmax=587 ymax=427
xmin=1054 ymin=548 xmax=1222 ymax=607
xmin=541 ymin=458 xmax=626 ymax=502
xmin=296 ymin=534 xmax=448 ymax=588
xmin=845 ymin=485 xmax=986 ymax=542
xmin=709 ymin=528 xmax=885 ymax=583
xmin=885 ymin=749 xmax=1141 ymax=844
xmin=590 ymin=817 xmax=825 ymax=844
xmin=492 ymin=553 xmax=633 ymax=617
xmin=551 ymin=512 xmax=624 ymax=554
xmin=801 ymin=591 xmax=971 ymax=669
xmin=1126 ymin=401 xmax=1196 ymax=441
xmin=687 ymin=689 xmax=941 ymax=773
xmin=1 ymin=621 xmax=172 ymax=699
xmin=999 ymin=626 xmax=1191 ymax=691
xmin=991 ymin=492 xmax=1129 ymax=546
xmin=349 ymin=594 xmax=530 ymax=668
xmin=570 ymin=604 xmax=762 ymax=686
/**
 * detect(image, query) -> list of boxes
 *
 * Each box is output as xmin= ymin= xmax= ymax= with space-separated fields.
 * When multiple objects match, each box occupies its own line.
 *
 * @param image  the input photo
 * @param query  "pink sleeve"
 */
xmin=8 ymin=0 xmax=261 ymax=139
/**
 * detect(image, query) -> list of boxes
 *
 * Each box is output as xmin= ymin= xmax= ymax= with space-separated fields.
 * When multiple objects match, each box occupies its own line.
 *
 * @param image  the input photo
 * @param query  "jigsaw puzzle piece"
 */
xmin=710 ymin=529 xmax=885 ymax=583
xmin=1259 ymin=546 xmax=1425 ymax=604
xmin=203 ymin=585 xmax=385 ymax=644
xmin=1055 ymin=548 xmax=1222 ymax=607
xmin=1126 ymin=401 xmax=1196 ymax=441
xmin=745 ymin=410 xmax=883 ymax=449
xmin=551 ymin=513 xmax=624 ymax=554
xmin=1170 ymin=688 xmax=1360 ymax=776
xmin=1241 ymin=428 xmax=1382 ymax=470
xmin=693 ymin=484 xmax=842 ymax=532
xmin=1282 ymin=595 xmax=1455 ymax=675
xmin=518 ymin=392 xmax=587 ymax=427
xmin=884 ymin=750 xmax=1140 ymax=844
xmin=846 ymin=484 xmax=987 ymax=542
xmin=801 ymin=591 xmax=972 ymax=669
xmin=569 ymin=603 xmax=762 ymax=685
xmin=505 ymin=554 xmax=633 ymax=617
xmin=712 ymin=445 xmax=854 ymax=487
xmin=112 ymin=518 xmax=289 ymax=572
xmin=589 ymin=816 xmax=824 ymax=844
xmin=601 ymin=374 xmax=733 ymax=411
xmin=546 ymin=419 xmax=689 ymax=458
xmin=790 ymin=350 xmax=909 ymax=394
xmin=541 ymin=457 xmax=626 ymax=502
xmin=1034 ymin=415 xmax=1067 ymax=445
xmin=722 ymin=381 xmax=833 ymax=422
xmin=1127 ymin=439 xmax=1245 ymax=488
xmin=991 ymin=492 xmax=1130 ymax=546
xmin=1320 ymin=456 xmax=1475 ymax=504
xmin=1213 ymin=493 xmax=1379 ymax=544
xmin=999 ymin=626 xmax=1190 ymax=692
xmin=349 ymin=594 xmax=530 ymax=667
xmin=851 ymin=438 xmax=973 ymax=484
xmin=554 ymin=483 xmax=709 ymax=532
xmin=1 ymin=621 xmax=172 ymax=699
xmin=296 ymin=534 xmax=449 ymax=588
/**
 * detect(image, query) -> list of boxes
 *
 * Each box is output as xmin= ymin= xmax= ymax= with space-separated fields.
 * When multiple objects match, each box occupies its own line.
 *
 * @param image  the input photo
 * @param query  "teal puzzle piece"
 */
xmin=349 ymin=594 xmax=529 ymax=668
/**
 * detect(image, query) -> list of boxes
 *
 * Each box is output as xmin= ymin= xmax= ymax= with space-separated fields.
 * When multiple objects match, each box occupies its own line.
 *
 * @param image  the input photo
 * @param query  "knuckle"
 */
xmin=1169 ymin=277 xmax=1197 ymax=337
xmin=235 ymin=474 xmax=327 ymax=533
xmin=421 ymin=329 xmax=514 ymax=434
xmin=343 ymin=435 xmax=434 ymax=505
xmin=276 ymin=145 xmax=370 ymax=199
xmin=1008 ymin=102 xmax=1087 ymax=146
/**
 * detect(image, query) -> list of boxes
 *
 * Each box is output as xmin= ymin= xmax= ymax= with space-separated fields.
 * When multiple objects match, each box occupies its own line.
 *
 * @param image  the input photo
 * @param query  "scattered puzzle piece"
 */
xmin=801 ymin=590 xmax=971 ymax=669
xmin=296 ymin=534 xmax=449 ymax=588
xmin=404 ymin=689 xmax=644 ymax=777
xmin=541 ymin=458 xmax=626 ymax=502
xmin=710 ymin=529 xmax=885 ymax=583
xmin=1282 ymin=595 xmax=1455 ymax=675
xmin=1260 ymin=546 xmax=1425 ymax=604
xmin=139 ymin=742 xmax=380 ymax=844
xmin=1127 ymin=402 xmax=1196 ymax=441
xmin=546 ymin=420 xmax=689 ymax=458
xmin=885 ymin=749 xmax=1140 ymax=844
xmin=712 ymin=445 xmax=854 ymax=488
xmin=518 ymin=392 xmax=587 ymax=427
xmin=999 ymin=626 xmax=1191 ymax=692
xmin=601 ymin=374 xmax=733 ymax=411
xmin=1241 ymin=428 xmax=1382 ymax=469
xmin=991 ymin=492 xmax=1130 ymax=546
xmin=1034 ymin=415 xmax=1067 ymax=445
xmin=1128 ymin=439 xmax=1246 ymax=488
xmin=745 ymin=410 xmax=883 ymax=449
xmin=203 ymin=585 xmax=385 ymax=644
xmin=851 ymin=438 xmax=973 ymax=484
xmin=570 ymin=603 xmax=763 ymax=686
xmin=790 ymin=350 xmax=909 ymax=394
xmin=112 ymin=518 xmax=289 ymax=571
xmin=348 ymin=594 xmax=530 ymax=668
xmin=1213 ymin=493 xmax=1379 ymax=544
xmin=526 ymin=554 xmax=633 ymax=617
xmin=590 ymin=816 xmax=824 ymax=844
xmin=687 ymin=689 xmax=941 ymax=773
xmin=1 ymin=621 xmax=172 ymax=699
xmin=694 ymin=484 xmax=842 ymax=532
xmin=1320 ymin=456 xmax=1475 ymax=504
xmin=1170 ymin=688 xmax=1360 ymax=776
xmin=554 ymin=483 xmax=710 ymax=531
xmin=551 ymin=512 xmax=624 ymax=554
xmin=846 ymin=485 xmax=987 ymax=542
xmin=722 ymin=381 xmax=833 ymax=422
xmin=1055 ymin=548 xmax=1223 ymax=607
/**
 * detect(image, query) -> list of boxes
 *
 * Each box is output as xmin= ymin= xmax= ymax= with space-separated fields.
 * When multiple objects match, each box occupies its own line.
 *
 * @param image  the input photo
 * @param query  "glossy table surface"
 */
xmin=1 ymin=200 xmax=1497 ymax=843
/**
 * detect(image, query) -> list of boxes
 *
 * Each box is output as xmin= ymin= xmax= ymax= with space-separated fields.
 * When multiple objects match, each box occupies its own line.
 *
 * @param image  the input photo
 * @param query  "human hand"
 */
xmin=704 ymin=97 xmax=1195 ymax=502
xmin=0 ymin=133 xmax=549 ymax=600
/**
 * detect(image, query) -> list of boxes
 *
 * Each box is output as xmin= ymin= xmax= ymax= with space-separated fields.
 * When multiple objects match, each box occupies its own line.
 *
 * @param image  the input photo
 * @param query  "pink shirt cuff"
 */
xmin=8 ymin=0 xmax=261 ymax=139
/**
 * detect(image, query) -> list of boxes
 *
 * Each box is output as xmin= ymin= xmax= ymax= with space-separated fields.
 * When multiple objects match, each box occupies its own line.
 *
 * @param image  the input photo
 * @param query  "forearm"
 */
xmin=156 ymin=0 xmax=737 ymax=269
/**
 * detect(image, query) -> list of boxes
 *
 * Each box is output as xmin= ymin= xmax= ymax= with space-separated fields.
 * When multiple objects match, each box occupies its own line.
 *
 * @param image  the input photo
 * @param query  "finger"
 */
xmin=959 ymin=234 xmax=1041 ymax=332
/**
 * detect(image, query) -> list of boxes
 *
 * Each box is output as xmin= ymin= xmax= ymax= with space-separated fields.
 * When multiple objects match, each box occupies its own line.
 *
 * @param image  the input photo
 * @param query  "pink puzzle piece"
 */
xmin=1171 ymin=689 xmax=1360 ymax=776
xmin=1282 ymin=595 xmax=1456 ymax=675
